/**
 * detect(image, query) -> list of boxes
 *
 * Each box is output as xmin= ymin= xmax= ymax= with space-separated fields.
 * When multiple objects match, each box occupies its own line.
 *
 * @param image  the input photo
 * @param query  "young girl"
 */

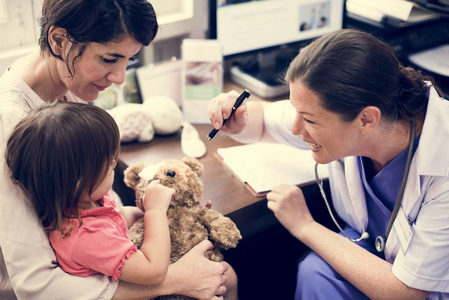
xmin=5 ymin=101 xmax=174 ymax=285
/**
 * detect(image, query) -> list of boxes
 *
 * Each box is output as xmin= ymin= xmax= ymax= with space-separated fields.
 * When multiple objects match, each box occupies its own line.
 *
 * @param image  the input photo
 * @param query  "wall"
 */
xmin=0 ymin=0 xmax=209 ymax=71
xmin=0 ymin=0 xmax=43 ymax=71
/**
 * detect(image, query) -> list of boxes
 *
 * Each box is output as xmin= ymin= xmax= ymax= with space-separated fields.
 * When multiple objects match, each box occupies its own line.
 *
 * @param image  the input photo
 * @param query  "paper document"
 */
xmin=408 ymin=44 xmax=449 ymax=77
xmin=346 ymin=0 xmax=439 ymax=23
xmin=217 ymin=142 xmax=329 ymax=196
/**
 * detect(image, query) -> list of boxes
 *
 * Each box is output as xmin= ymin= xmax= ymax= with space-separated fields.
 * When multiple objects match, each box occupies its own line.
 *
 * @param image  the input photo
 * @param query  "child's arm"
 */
xmin=119 ymin=180 xmax=174 ymax=285
xmin=120 ymin=205 xmax=144 ymax=228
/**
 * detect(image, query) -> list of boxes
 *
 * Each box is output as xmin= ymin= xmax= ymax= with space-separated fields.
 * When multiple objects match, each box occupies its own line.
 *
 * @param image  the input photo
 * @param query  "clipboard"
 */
xmin=215 ymin=142 xmax=329 ymax=197
xmin=214 ymin=152 xmax=266 ymax=197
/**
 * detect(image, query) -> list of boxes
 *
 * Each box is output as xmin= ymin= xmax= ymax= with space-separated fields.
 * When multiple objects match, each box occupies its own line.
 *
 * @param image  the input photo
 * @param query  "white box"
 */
xmin=182 ymin=39 xmax=223 ymax=124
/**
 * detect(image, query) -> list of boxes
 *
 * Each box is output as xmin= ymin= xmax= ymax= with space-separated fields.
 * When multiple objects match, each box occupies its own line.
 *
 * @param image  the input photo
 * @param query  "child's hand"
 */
xmin=143 ymin=180 xmax=175 ymax=213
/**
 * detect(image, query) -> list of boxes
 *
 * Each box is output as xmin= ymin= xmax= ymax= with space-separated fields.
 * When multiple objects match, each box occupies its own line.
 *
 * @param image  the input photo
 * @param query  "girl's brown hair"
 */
xmin=6 ymin=102 xmax=120 ymax=235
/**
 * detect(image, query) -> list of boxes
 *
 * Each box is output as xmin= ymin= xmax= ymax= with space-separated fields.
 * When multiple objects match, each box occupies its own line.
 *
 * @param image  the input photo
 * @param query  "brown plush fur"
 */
xmin=124 ymin=157 xmax=242 ymax=300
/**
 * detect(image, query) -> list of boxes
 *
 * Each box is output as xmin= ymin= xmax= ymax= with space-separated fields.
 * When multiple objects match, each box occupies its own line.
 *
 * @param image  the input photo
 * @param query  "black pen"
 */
xmin=207 ymin=89 xmax=251 ymax=141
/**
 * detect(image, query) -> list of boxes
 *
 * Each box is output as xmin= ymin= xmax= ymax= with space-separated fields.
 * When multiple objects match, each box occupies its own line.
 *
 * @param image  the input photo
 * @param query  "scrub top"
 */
xmin=360 ymin=136 xmax=420 ymax=249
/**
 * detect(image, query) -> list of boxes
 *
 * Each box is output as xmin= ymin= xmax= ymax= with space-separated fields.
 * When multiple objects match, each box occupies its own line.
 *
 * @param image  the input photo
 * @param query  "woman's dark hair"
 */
xmin=5 ymin=102 xmax=120 ymax=235
xmin=39 ymin=0 xmax=158 ymax=77
xmin=285 ymin=29 xmax=438 ymax=124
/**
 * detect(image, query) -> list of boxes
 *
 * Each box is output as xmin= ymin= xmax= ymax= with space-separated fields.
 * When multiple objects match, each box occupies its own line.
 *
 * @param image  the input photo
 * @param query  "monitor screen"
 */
xmin=210 ymin=0 xmax=345 ymax=57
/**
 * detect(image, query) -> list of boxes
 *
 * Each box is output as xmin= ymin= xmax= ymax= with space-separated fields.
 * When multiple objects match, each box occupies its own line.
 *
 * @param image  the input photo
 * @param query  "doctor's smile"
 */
xmin=304 ymin=141 xmax=322 ymax=151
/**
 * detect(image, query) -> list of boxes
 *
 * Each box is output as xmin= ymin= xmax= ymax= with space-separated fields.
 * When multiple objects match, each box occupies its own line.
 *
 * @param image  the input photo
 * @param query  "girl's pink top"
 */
xmin=49 ymin=193 xmax=137 ymax=281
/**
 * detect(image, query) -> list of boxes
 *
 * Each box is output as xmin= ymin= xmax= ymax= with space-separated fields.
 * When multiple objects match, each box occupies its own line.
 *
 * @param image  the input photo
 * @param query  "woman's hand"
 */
xmin=266 ymin=184 xmax=315 ymax=238
xmin=169 ymin=240 xmax=228 ymax=299
xmin=208 ymin=91 xmax=249 ymax=135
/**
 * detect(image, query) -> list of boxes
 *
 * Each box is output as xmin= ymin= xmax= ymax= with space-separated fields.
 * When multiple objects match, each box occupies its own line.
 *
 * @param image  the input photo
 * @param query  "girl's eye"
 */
xmin=102 ymin=57 xmax=117 ymax=64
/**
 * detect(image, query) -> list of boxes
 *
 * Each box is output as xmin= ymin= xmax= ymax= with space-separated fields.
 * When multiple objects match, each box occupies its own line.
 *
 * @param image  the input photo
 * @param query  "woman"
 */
xmin=208 ymin=29 xmax=449 ymax=299
xmin=0 ymin=0 xmax=235 ymax=299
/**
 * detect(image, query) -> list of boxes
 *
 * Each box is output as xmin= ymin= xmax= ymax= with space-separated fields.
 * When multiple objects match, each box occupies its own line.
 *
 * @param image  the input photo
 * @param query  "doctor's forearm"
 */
xmin=293 ymin=221 xmax=429 ymax=300
xmin=227 ymin=101 xmax=274 ymax=144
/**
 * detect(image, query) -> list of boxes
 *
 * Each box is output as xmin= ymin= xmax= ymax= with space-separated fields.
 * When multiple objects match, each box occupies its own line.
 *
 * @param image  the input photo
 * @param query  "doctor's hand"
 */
xmin=208 ymin=90 xmax=249 ymax=135
xmin=267 ymin=184 xmax=315 ymax=238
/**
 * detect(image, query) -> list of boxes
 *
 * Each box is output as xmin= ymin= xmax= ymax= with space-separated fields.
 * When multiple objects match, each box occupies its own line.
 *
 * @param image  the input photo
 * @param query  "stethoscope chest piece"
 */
xmin=375 ymin=236 xmax=386 ymax=252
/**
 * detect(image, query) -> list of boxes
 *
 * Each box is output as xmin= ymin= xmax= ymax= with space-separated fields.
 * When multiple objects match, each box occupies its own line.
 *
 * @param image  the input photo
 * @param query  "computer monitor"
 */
xmin=209 ymin=0 xmax=345 ymax=98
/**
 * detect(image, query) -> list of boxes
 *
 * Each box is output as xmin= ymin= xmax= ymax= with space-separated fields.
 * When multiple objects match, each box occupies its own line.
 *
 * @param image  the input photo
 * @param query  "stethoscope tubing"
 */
xmin=315 ymin=119 xmax=417 ymax=252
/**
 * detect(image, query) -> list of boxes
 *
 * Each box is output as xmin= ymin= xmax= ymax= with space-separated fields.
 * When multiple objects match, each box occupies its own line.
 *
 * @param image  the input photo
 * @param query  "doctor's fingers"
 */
xmin=208 ymin=91 xmax=240 ymax=128
xmin=269 ymin=184 xmax=304 ymax=200
xmin=268 ymin=186 xmax=305 ymax=208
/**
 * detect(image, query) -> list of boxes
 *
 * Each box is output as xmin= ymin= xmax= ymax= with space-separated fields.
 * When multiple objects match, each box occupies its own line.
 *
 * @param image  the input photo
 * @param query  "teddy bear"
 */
xmin=124 ymin=157 xmax=242 ymax=299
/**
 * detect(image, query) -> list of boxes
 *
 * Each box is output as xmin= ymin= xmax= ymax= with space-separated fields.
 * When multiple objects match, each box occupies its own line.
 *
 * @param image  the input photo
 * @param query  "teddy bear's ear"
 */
xmin=124 ymin=162 xmax=145 ymax=188
xmin=182 ymin=157 xmax=204 ymax=177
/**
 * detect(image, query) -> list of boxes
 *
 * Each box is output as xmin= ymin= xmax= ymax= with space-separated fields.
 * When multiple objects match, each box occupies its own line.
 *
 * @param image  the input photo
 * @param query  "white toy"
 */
xmin=107 ymin=96 xmax=207 ymax=158
xmin=108 ymin=103 xmax=155 ymax=143
xmin=143 ymin=96 xmax=184 ymax=135
xmin=107 ymin=96 xmax=183 ymax=143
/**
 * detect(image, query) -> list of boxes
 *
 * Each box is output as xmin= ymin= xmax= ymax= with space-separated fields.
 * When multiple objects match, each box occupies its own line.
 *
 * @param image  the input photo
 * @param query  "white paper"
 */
xmin=347 ymin=0 xmax=438 ymax=22
xmin=347 ymin=0 xmax=413 ymax=21
xmin=217 ymin=142 xmax=328 ymax=194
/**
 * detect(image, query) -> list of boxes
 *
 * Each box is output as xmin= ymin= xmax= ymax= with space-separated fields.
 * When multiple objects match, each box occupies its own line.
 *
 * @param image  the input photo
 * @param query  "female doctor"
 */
xmin=208 ymin=29 xmax=449 ymax=299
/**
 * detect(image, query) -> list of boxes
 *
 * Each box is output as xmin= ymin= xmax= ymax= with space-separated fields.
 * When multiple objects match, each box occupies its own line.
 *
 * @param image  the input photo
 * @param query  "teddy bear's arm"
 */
xmin=128 ymin=218 xmax=145 ymax=248
xmin=195 ymin=208 xmax=242 ymax=250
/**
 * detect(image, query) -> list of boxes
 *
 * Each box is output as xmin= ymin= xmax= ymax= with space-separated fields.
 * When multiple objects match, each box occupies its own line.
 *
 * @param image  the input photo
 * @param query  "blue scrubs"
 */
xmin=295 ymin=138 xmax=420 ymax=299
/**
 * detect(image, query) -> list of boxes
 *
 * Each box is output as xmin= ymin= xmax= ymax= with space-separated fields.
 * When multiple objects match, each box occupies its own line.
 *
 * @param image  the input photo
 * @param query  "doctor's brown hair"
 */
xmin=285 ymin=29 xmax=439 ymax=124
xmin=5 ymin=102 xmax=120 ymax=235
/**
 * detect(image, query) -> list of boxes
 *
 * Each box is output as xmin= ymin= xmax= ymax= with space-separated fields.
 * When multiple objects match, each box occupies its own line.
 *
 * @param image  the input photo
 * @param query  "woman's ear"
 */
xmin=48 ymin=26 xmax=67 ymax=57
xmin=358 ymin=106 xmax=381 ymax=134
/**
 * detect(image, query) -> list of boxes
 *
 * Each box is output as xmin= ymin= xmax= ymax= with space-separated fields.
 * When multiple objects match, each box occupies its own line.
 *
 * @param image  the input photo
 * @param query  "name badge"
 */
xmin=392 ymin=207 xmax=414 ymax=254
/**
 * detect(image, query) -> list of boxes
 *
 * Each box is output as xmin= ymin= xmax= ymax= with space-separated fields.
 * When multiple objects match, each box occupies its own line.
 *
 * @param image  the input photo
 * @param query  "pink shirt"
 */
xmin=49 ymin=193 xmax=137 ymax=281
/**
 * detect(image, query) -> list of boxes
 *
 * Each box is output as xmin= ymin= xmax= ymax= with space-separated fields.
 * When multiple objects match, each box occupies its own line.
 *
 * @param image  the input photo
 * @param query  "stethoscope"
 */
xmin=314 ymin=119 xmax=416 ymax=252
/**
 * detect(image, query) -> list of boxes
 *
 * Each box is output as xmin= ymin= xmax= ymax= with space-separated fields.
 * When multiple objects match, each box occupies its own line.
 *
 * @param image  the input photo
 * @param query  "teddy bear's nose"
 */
xmin=167 ymin=170 xmax=176 ymax=177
